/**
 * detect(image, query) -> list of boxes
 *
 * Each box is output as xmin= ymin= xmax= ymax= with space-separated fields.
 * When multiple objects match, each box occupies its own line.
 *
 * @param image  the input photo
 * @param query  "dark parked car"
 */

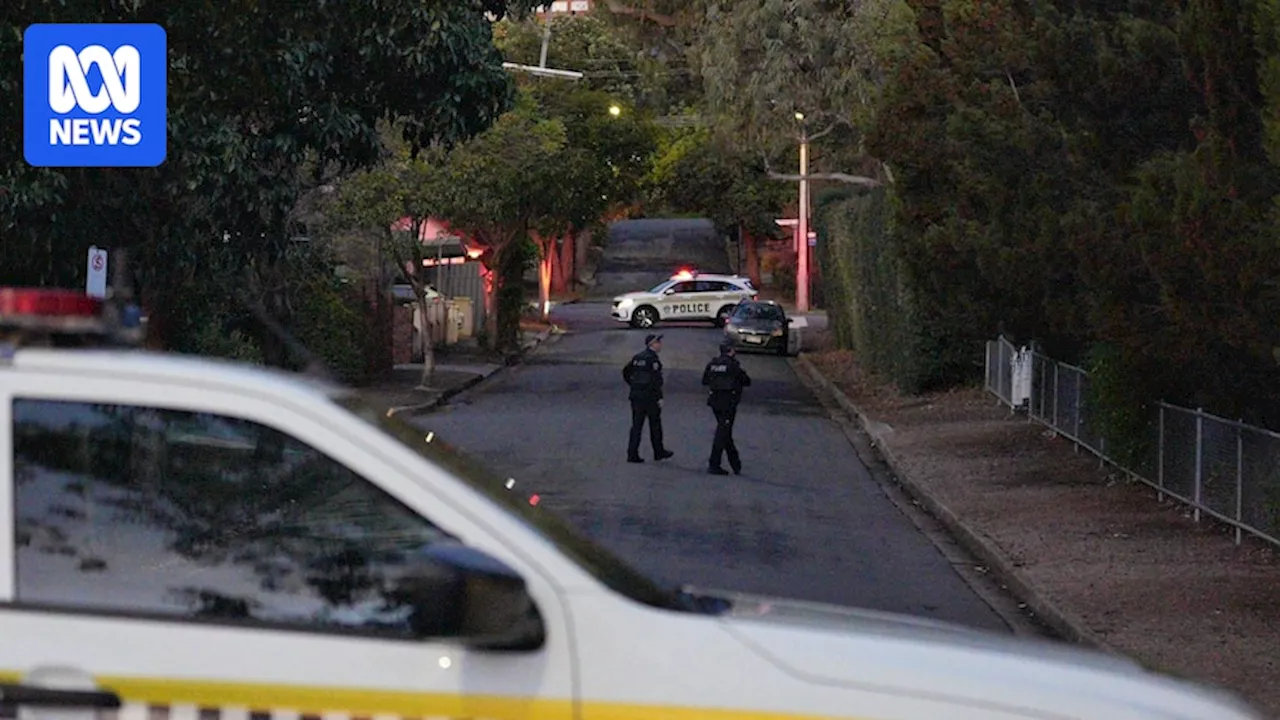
xmin=722 ymin=300 xmax=793 ymax=355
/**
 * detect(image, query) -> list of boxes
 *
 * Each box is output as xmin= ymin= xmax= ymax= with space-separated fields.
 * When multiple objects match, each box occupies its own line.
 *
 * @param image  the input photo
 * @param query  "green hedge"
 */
xmin=813 ymin=186 xmax=931 ymax=393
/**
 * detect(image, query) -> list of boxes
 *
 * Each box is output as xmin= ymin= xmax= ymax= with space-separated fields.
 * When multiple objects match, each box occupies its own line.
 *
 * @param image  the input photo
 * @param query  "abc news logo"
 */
xmin=23 ymin=24 xmax=167 ymax=167
xmin=48 ymin=44 xmax=143 ymax=146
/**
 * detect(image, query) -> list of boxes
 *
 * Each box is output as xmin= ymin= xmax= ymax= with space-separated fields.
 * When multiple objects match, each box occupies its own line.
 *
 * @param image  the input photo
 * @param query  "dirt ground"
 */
xmin=805 ymin=341 xmax=1280 ymax=718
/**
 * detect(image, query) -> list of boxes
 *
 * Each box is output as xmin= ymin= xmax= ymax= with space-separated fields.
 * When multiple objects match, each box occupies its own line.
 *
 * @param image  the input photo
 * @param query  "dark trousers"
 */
xmin=709 ymin=400 xmax=740 ymax=470
xmin=628 ymin=397 xmax=664 ymax=458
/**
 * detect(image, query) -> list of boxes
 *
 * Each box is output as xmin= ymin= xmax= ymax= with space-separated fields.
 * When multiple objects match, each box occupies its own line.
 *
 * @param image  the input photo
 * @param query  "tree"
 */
xmin=694 ymin=0 xmax=915 ymax=184
xmin=495 ymin=12 xmax=645 ymax=104
xmin=1 ymin=0 xmax=539 ymax=369
xmin=325 ymin=139 xmax=452 ymax=387
xmin=527 ymin=86 xmax=657 ymax=317
xmin=437 ymin=99 xmax=570 ymax=351
xmin=644 ymin=126 xmax=788 ymax=284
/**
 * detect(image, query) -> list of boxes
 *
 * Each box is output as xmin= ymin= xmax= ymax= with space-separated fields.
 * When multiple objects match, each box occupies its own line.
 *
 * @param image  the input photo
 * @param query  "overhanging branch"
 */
xmin=602 ymin=0 xmax=678 ymax=26
xmin=767 ymin=170 xmax=882 ymax=187
xmin=762 ymin=155 xmax=882 ymax=187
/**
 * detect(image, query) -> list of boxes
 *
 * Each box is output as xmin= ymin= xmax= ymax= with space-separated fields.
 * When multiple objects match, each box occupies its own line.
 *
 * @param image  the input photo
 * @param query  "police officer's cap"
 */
xmin=645 ymin=333 xmax=663 ymax=346
xmin=720 ymin=341 xmax=734 ymax=354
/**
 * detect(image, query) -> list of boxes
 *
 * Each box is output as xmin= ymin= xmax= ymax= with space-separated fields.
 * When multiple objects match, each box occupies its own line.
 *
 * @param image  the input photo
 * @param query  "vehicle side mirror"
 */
xmin=663 ymin=288 xmax=676 ymax=295
xmin=393 ymin=542 xmax=545 ymax=651
xmin=786 ymin=318 xmax=793 ymax=325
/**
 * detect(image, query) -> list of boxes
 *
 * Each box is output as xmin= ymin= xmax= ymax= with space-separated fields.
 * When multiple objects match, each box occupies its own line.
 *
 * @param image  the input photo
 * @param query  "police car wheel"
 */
xmin=631 ymin=306 xmax=658 ymax=328
xmin=714 ymin=305 xmax=735 ymax=327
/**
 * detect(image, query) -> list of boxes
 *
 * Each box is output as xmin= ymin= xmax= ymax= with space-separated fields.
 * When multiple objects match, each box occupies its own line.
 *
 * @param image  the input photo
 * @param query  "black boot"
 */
xmin=708 ymin=466 xmax=729 ymax=475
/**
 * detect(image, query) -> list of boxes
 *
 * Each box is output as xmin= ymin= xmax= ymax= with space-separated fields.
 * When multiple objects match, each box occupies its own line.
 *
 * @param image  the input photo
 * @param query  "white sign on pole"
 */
xmin=86 ymin=246 xmax=108 ymax=298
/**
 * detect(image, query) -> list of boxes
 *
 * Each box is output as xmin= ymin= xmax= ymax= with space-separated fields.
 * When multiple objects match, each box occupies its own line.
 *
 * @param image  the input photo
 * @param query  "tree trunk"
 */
xmin=257 ymin=261 xmax=292 ymax=369
xmin=533 ymin=231 xmax=554 ymax=322
xmin=538 ymin=251 xmax=553 ymax=321
xmin=743 ymin=226 xmax=762 ymax=287
xmin=575 ymin=229 xmax=590 ymax=286
xmin=483 ymin=253 xmax=500 ymax=350
xmin=553 ymin=231 xmax=573 ymax=293
xmin=415 ymin=292 xmax=435 ymax=388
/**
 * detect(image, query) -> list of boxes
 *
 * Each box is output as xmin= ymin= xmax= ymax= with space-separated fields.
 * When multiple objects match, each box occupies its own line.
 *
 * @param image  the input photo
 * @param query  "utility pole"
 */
xmin=795 ymin=112 xmax=810 ymax=313
xmin=502 ymin=15 xmax=585 ymax=80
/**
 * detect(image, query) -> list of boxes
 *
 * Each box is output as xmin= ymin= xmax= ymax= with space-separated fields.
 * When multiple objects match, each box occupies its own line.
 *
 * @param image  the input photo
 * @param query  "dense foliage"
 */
xmin=1 ymin=0 xmax=538 ymax=381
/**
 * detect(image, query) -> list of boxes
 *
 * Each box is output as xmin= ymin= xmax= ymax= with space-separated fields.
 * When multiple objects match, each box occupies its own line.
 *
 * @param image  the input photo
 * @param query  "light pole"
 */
xmin=501 ymin=16 xmax=584 ymax=80
xmin=795 ymin=111 xmax=810 ymax=313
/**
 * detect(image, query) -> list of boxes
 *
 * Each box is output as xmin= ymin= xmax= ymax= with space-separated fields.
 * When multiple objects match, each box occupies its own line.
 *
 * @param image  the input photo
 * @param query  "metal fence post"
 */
xmin=1038 ymin=356 xmax=1046 ymax=420
xmin=1052 ymin=363 xmax=1059 ymax=430
xmin=1157 ymin=404 xmax=1165 ymax=503
xmin=984 ymin=341 xmax=990 ymax=392
xmin=1236 ymin=421 xmax=1244 ymax=546
xmin=1074 ymin=370 xmax=1082 ymax=453
xmin=998 ymin=339 xmax=1006 ymax=405
xmin=1194 ymin=408 xmax=1203 ymax=523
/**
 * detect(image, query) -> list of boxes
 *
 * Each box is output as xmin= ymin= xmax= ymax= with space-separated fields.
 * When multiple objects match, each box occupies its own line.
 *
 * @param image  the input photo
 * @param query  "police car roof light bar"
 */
xmin=0 ymin=288 xmax=102 ymax=317
xmin=0 ymin=287 xmax=144 ymax=349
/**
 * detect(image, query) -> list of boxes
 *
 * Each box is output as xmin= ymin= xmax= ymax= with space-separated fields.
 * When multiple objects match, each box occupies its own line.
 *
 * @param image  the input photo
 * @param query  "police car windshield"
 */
xmin=331 ymin=392 xmax=727 ymax=615
xmin=648 ymin=280 xmax=673 ymax=293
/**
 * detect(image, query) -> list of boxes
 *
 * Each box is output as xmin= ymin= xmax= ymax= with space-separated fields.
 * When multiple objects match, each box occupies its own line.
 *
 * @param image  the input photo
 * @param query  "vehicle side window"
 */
xmin=695 ymin=281 xmax=729 ymax=292
xmin=11 ymin=398 xmax=451 ymax=637
xmin=668 ymin=281 xmax=697 ymax=294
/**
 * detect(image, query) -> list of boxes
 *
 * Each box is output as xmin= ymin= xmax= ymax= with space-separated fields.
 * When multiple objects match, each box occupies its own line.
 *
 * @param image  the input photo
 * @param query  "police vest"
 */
xmin=629 ymin=356 xmax=655 ymax=386
xmin=707 ymin=362 xmax=738 ymax=392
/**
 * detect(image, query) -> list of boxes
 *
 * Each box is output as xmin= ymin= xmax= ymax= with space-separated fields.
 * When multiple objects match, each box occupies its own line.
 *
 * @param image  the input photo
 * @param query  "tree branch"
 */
xmin=805 ymin=121 xmax=842 ymax=143
xmin=602 ymin=0 xmax=679 ymax=26
xmin=761 ymin=155 xmax=882 ymax=187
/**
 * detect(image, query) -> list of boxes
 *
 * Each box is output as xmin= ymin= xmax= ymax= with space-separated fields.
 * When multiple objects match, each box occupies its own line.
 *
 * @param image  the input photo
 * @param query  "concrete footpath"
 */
xmin=792 ymin=350 xmax=1280 ymax=718
xmin=358 ymin=325 xmax=562 ymax=417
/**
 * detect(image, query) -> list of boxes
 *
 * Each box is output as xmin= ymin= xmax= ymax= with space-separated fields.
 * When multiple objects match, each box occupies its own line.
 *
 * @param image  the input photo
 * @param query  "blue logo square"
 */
xmin=23 ymin=23 xmax=167 ymax=168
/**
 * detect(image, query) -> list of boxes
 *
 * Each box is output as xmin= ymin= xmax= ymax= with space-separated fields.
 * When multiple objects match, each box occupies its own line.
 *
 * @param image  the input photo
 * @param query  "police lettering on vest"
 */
xmin=630 ymin=357 xmax=654 ymax=386
xmin=708 ymin=363 xmax=737 ymax=392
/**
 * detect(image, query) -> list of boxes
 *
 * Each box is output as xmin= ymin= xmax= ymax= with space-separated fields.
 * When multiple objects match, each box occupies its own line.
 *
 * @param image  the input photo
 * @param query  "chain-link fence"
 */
xmin=984 ymin=336 xmax=1280 ymax=548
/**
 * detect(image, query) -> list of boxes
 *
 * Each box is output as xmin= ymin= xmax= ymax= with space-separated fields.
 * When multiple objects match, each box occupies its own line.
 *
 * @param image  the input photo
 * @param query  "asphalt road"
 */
xmin=589 ymin=218 xmax=732 ymax=299
xmin=412 ymin=303 xmax=1012 ymax=632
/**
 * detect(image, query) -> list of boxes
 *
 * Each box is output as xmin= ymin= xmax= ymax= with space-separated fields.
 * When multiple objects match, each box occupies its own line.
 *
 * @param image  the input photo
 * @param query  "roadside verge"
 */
xmin=790 ymin=350 xmax=1280 ymax=718
xmin=363 ymin=326 xmax=563 ymax=417
xmin=791 ymin=354 xmax=1112 ymax=652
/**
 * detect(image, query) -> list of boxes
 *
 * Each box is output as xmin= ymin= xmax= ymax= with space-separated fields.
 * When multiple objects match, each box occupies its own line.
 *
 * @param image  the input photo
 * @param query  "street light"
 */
xmin=795 ymin=112 xmax=810 ymax=312
xmin=608 ymin=104 xmax=621 ymax=117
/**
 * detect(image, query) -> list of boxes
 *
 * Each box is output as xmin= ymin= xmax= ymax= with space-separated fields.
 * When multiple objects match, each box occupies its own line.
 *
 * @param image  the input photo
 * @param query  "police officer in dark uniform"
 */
xmin=623 ymin=334 xmax=674 ymax=463
xmin=702 ymin=341 xmax=751 ymax=475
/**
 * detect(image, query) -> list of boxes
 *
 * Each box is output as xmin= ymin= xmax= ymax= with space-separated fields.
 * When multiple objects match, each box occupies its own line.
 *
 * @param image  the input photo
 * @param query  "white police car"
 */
xmin=611 ymin=269 xmax=758 ymax=328
xmin=0 ymin=288 xmax=1265 ymax=720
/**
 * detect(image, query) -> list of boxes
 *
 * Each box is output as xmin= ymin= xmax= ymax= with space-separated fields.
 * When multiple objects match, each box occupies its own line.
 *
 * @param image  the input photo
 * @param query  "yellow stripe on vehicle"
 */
xmin=0 ymin=672 xmax=863 ymax=720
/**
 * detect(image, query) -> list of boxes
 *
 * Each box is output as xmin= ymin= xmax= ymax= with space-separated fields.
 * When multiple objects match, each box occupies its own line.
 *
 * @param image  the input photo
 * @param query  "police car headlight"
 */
xmin=616 ymin=298 xmax=634 ymax=308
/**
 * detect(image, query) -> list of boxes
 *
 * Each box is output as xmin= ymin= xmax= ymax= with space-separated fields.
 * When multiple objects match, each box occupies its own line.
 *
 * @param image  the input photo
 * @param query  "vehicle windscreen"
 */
xmin=647 ymin=280 xmax=673 ymax=293
xmin=734 ymin=304 xmax=785 ymax=321
xmin=331 ymin=393 xmax=721 ymax=614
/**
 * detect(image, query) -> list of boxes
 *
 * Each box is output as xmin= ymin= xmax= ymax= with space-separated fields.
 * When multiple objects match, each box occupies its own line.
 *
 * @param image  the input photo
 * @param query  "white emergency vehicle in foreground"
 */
xmin=611 ymin=269 xmax=757 ymax=328
xmin=0 ymin=288 xmax=1263 ymax=720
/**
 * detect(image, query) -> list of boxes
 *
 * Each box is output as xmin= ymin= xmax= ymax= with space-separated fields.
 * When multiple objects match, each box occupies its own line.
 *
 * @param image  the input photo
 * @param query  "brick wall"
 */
xmin=392 ymin=303 xmax=415 ymax=365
